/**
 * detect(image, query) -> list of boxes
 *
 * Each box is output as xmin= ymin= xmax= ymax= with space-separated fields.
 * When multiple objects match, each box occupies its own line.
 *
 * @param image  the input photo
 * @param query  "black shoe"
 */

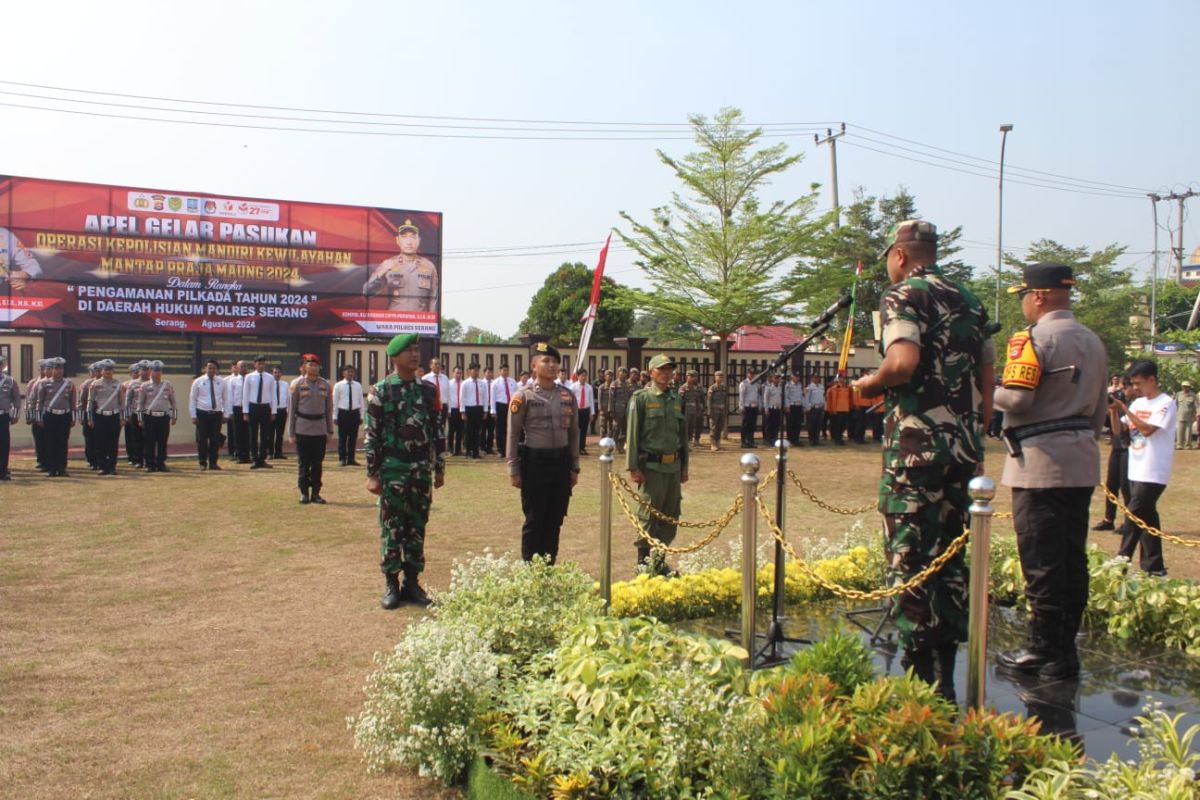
xmin=250 ymin=463 xmax=263 ymax=470
xmin=1092 ymin=519 xmax=1115 ymax=531
xmin=159 ymin=465 xmax=170 ymax=473
xmin=260 ymin=462 xmax=273 ymax=469
xmin=59 ymin=471 xmax=71 ymax=478
xmin=997 ymin=613 xmax=1059 ymax=675
xmin=348 ymin=459 xmax=362 ymax=466
xmin=299 ymin=495 xmax=310 ymax=504
xmin=0 ymin=472 xmax=9 ymax=481
xmin=237 ymin=458 xmax=251 ymax=464
xmin=275 ymin=453 xmax=287 ymax=459
xmin=381 ymin=572 xmax=403 ymax=610
xmin=339 ymin=459 xmax=347 ymax=466
xmin=311 ymin=495 xmax=327 ymax=504
xmin=399 ymin=567 xmax=432 ymax=607
xmin=199 ymin=463 xmax=208 ymax=470
xmin=210 ymin=463 xmax=221 ymax=470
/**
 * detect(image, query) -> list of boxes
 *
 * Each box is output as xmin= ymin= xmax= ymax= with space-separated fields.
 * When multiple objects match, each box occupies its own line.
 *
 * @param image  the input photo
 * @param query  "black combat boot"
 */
xmin=1039 ymin=610 xmax=1082 ymax=680
xmin=997 ymin=612 xmax=1059 ymax=674
xmin=380 ymin=572 xmax=402 ymax=610
xmin=399 ymin=566 xmax=432 ymax=607
xmin=636 ymin=545 xmax=653 ymax=570
xmin=935 ymin=643 xmax=958 ymax=703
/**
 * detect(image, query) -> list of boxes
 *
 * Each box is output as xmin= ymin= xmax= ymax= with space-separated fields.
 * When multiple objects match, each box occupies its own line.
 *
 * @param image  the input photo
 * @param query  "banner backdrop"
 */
xmin=0 ymin=175 xmax=442 ymax=336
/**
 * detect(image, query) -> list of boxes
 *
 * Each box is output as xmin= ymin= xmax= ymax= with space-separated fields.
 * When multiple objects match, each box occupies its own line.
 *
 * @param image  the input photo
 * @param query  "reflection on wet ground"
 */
xmin=686 ymin=604 xmax=1200 ymax=763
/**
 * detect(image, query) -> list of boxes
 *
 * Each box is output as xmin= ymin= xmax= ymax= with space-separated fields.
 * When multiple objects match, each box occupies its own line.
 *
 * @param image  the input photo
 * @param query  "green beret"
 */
xmin=386 ymin=333 xmax=419 ymax=357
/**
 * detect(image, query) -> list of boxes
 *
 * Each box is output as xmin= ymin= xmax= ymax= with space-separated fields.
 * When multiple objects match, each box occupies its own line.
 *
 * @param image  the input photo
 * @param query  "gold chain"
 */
xmin=785 ymin=469 xmax=876 ymax=515
xmin=609 ymin=470 xmax=769 ymax=528
xmin=610 ymin=478 xmax=742 ymax=554
xmin=1099 ymin=484 xmax=1200 ymax=548
xmin=754 ymin=494 xmax=971 ymax=601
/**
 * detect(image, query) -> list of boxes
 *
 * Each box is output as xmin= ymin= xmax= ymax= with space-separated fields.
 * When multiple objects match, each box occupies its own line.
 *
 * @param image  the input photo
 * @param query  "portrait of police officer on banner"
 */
xmin=363 ymin=218 xmax=440 ymax=312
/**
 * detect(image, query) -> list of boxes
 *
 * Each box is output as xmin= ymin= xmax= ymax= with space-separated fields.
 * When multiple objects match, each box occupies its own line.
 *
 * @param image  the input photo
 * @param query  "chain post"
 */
xmin=967 ymin=475 xmax=996 ymax=711
xmin=740 ymin=453 xmax=761 ymax=666
xmin=772 ymin=439 xmax=789 ymax=623
xmin=598 ymin=437 xmax=616 ymax=612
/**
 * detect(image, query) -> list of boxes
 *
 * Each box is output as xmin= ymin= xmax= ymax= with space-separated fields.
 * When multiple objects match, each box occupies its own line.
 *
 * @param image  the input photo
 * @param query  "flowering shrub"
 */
xmin=610 ymin=546 xmax=878 ymax=621
xmin=349 ymin=619 xmax=499 ymax=784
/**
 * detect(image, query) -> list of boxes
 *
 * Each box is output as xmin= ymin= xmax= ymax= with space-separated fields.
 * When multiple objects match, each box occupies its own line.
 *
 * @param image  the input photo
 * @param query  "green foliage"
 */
xmin=628 ymin=310 xmax=705 ymax=348
xmin=1006 ymin=703 xmax=1200 ymax=800
xmin=467 ymin=756 xmax=538 ymax=800
xmin=616 ymin=107 xmax=826 ymax=370
xmin=441 ymin=317 xmax=464 ymax=341
xmin=461 ymin=325 xmax=509 ymax=344
xmin=1086 ymin=556 xmax=1200 ymax=656
xmin=1147 ymin=280 xmax=1199 ymax=335
xmin=517 ymin=262 xmax=634 ymax=345
xmin=349 ymin=619 xmax=500 ymax=784
xmin=436 ymin=553 xmax=603 ymax=671
xmin=786 ymin=187 xmax=971 ymax=337
xmin=782 ymin=628 xmax=876 ymax=697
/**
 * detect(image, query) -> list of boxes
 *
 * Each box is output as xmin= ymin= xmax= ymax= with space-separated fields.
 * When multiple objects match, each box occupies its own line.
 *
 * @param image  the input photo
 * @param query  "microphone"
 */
xmin=810 ymin=294 xmax=853 ymax=329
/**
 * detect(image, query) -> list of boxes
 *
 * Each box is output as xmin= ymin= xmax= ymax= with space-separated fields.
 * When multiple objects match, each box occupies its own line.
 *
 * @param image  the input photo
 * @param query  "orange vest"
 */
xmin=827 ymin=384 xmax=851 ymax=413
xmin=852 ymin=386 xmax=875 ymax=409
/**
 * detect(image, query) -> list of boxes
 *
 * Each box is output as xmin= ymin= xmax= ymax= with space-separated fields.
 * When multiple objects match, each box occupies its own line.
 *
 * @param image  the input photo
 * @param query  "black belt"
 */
xmin=1002 ymin=417 xmax=1093 ymax=457
xmin=296 ymin=411 xmax=326 ymax=421
xmin=198 ymin=408 xmax=223 ymax=415
xmin=643 ymin=451 xmax=681 ymax=464
xmin=521 ymin=446 xmax=570 ymax=462
xmin=249 ymin=402 xmax=271 ymax=408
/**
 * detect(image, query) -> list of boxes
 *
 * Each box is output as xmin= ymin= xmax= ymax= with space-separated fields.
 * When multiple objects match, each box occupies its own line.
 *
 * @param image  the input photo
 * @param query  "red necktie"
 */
xmin=504 ymin=380 xmax=510 ymax=403
xmin=473 ymin=379 xmax=479 ymax=406
xmin=579 ymin=385 xmax=586 ymax=409
xmin=457 ymin=380 xmax=462 ymax=409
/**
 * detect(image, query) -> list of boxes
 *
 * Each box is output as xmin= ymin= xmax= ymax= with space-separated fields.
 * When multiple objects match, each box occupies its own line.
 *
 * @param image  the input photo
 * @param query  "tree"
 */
xmin=517 ymin=262 xmax=635 ymax=345
xmin=615 ymin=107 xmax=825 ymax=371
xmin=460 ymin=326 xmax=507 ymax=344
xmin=983 ymin=240 xmax=1132 ymax=367
xmin=628 ymin=311 xmax=704 ymax=348
xmin=785 ymin=187 xmax=970 ymax=341
xmin=440 ymin=317 xmax=464 ymax=342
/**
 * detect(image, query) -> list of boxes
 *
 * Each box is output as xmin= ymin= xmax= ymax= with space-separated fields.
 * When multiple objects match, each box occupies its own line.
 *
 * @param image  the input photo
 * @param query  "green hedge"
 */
xmin=467 ymin=756 xmax=537 ymax=800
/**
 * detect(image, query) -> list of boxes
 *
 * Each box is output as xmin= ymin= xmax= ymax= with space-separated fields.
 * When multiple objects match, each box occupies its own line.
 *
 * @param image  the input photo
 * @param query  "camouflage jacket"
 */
xmin=681 ymin=383 xmax=706 ymax=415
xmin=365 ymin=374 xmax=446 ymax=477
xmin=878 ymin=264 xmax=987 ymax=468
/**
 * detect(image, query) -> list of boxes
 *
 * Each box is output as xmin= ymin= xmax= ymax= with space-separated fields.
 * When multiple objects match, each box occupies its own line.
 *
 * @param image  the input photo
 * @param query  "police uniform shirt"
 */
xmin=763 ymin=382 xmax=783 ymax=410
xmin=803 ymin=382 xmax=826 ymax=409
xmin=784 ymin=379 xmax=805 ymax=407
xmin=491 ymin=375 xmax=518 ymax=407
xmin=364 ymin=254 xmax=439 ymax=311
xmin=738 ymin=378 xmax=761 ymax=409
xmin=0 ymin=372 xmax=20 ymax=417
xmin=505 ymin=382 xmax=580 ymax=476
xmin=334 ymin=378 xmax=364 ymax=413
xmin=37 ymin=377 xmax=75 ymax=418
xmin=1 ymin=226 xmax=41 ymax=279
xmin=461 ymin=377 xmax=490 ymax=408
xmin=140 ymin=380 xmax=176 ymax=416
xmin=242 ymin=370 xmax=277 ymax=413
xmin=89 ymin=378 xmax=125 ymax=419
xmin=994 ymin=309 xmax=1107 ymax=488
xmin=289 ymin=376 xmax=335 ymax=437
xmin=189 ymin=374 xmax=229 ymax=417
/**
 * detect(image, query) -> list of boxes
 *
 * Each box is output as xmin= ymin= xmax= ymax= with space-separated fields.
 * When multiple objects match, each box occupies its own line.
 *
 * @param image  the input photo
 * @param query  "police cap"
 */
xmin=1008 ymin=262 xmax=1076 ymax=294
xmin=532 ymin=341 xmax=561 ymax=362
xmin=396 ymin=218 xmax=420 ymax=236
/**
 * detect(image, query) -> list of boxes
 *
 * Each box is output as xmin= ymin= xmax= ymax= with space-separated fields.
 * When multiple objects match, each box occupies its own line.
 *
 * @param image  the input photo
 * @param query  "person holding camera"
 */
xmin=1093 ymin=374 xmax=1133 ymax=533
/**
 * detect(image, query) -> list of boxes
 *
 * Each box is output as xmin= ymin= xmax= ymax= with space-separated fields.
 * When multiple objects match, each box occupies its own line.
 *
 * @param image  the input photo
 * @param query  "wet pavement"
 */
xmin=688 ymin=603 xmax=1200 ymax=764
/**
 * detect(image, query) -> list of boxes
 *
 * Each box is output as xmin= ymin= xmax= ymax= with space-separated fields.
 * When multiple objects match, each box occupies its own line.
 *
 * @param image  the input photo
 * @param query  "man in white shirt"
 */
xmin=189 ymin=358 xmax=229 ymax=470
xmin=491 ymin=364 xmax=518 ymax=458
xmin=271 ymin=366 xmax=290 ymax=459
xmin=227 ymin=361 xmax=246 ymax=461
xmin=242 ymin=355 xmax=277 ymax=469
xmin=423 ymin=357 xmax=452 ymax=437
xmin=784 ymin=372 xmax=806 ymax=446
xmin=334 ymin=364 xmax=365 ymax=466
xmin=803 ymin=373 xmax=826 ymax=446
xmin=737 ymin=369 xmax=761 ymax=448
xmin=1112 ymin=358 xmax=1176 ymax=576
xmin=447 ymin=365 xmax=465 ymax=456
xmin=571 ymin=369 xmax=595 ymax=455
xmin=482 ymin=366 xmax=497 ymax=455
xmin=461 ymin=362 xmax=489 ymax=459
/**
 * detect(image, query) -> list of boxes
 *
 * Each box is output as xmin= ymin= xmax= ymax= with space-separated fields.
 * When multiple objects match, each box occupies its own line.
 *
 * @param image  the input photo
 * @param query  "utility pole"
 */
xmin=1149 ymin=193 xmax=1160 ymax=346
xmin=995 ymin=124 xmax=1014 ymax=324
xmin=1164 ymin=189 xmax=1197 ymax=280
xmin=814 ymin=123 xmax=846 ymax=228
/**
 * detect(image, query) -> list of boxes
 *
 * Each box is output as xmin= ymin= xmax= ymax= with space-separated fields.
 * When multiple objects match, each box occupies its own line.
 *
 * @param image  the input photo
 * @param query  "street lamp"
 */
xmin=995 ymin=124 xmax=1014 ymax=323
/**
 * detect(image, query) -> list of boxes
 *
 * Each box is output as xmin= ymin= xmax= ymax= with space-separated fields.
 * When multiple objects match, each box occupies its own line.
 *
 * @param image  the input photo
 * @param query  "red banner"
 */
xmin=0 ymin=175 xmax=442 ymax=336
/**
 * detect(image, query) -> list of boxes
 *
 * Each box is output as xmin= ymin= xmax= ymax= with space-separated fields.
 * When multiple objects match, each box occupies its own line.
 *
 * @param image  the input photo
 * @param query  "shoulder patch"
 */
xmin=510 ymin=394 xmax=525 ymax=414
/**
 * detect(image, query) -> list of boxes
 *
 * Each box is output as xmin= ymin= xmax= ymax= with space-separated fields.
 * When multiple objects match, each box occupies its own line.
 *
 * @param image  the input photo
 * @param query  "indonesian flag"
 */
xmin=573 ymin=233 xmax=611 ymax=380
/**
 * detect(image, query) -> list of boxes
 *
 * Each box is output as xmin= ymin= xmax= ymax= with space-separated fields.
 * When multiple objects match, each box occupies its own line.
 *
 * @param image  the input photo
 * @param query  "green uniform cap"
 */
xmin=879 ymin=219 xmax=938 ymax=259
xmin=386 ymin=333 xmax=419 ymax=357
xmin=647 ymin=353 xmax=676 ymax=370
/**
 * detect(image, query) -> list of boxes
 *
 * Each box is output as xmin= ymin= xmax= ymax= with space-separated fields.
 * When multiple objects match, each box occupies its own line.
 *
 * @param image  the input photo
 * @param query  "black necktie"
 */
xmin=209 ymin=377 xmax=215 ymax=409
xmin=348 ymin=383 xmax=354 ymax=411
xmin=256 ymin=374 xmax=263 ymax=403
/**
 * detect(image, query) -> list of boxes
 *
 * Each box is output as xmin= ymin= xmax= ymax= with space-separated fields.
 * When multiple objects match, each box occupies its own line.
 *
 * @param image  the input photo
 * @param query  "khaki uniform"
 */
xmin=506 ymin=382 xmax=580 ymax=563
xmin=609 ymin=380 xmax=634 ymax=451
xmin=597 ymin=380 xmax=613 ymax=440
xmin=364 ymin=254 xmax=439 ymax=311
xmin=626 ymin=384 xmax=688 ymax=562
xmin=35 ymin=376 xmax=75 ymax=476
xmin=706 ymin=381 xmax=729 ymax=450
xmin=290 ymin=375 xmax=335 ymax=500
xmin=89 ymin=377 xmax=126 ymax=474
xmin=681 ymin=382 xmax=706 ymax=446
xmin=138 ymin=379 xmax=177 ymax=471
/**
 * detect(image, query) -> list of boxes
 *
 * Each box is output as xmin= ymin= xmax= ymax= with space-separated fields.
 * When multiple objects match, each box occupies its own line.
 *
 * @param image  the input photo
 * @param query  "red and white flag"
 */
xmin=573 ymin=233 xmax=610 ymax=380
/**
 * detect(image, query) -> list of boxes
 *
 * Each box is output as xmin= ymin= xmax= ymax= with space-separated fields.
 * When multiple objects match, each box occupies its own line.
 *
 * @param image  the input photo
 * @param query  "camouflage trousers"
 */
xmin=879 ymin=462 xmax=973 ymax=652
xmin=378 ymin=466 xmax=433 ymax=575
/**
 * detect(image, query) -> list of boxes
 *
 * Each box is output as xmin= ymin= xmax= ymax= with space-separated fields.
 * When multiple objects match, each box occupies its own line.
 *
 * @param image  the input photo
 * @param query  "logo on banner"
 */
xmin=168 ymin=197 xmax=182 ymax=212
xmin=151 ymin=195 xmax=166 ymax=210
xmin=127 ymin=192 xmax=280 ymax=221
xmin=187 ymin=198 xmax=199 ymax=212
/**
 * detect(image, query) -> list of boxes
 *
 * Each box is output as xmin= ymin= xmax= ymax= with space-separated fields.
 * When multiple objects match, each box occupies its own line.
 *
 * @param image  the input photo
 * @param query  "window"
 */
xmin=335 ymin=349 xmax=346 ymax=373
xmin=369 ymin=350 xmax=379 ymax=384
xmin=20 ymin=345 xmax=32 ymax=382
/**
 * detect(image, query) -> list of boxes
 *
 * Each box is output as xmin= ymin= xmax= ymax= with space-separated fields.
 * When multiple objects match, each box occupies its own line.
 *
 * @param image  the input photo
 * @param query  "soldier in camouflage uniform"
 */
xmin=681 ymin=369 xmax=707 ymax=447
xmin=610 ymin=367 xmax=634 ymax=453
xmin=706 ymin=371 xmax=730 ymax=451
xmin=596 ymin=370 xmax=614 ymax=441
xmin=852 ymin=220 xmax=993 ymax=699
xmin=366 ymin=333 xmax=446 ymax=610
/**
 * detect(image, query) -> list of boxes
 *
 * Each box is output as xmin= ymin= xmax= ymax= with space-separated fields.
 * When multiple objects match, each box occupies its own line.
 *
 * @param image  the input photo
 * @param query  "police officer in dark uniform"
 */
xmin=506 ymin=342 xmax=580 ymax=564
xmin=994 ymin=263 xmax=1108 ymax=680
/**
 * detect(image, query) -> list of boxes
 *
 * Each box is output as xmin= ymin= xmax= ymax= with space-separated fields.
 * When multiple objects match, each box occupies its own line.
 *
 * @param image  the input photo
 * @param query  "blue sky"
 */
xmin=1 ymin=0 xmax=1195 ymax=335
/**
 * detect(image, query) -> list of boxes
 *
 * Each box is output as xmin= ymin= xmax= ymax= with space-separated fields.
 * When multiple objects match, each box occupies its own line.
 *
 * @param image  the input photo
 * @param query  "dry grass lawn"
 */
xmin=3 ymin=437 xmax=1200 ymax=799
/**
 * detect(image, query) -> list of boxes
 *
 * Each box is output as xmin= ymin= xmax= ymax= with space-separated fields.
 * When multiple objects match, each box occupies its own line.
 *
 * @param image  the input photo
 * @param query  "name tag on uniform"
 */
xmin=417 ymin=274 xmax=432 ymax=290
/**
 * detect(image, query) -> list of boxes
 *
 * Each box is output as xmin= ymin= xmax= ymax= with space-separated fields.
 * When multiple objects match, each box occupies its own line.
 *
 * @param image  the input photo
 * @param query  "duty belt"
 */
xmin=95 ymin=410 xmax=120 ymax=416
xmin=147 ymin=411 xmax=169 ymax=417
xmin=1002 ymin=416 xmax=1093 ymax=457
xmin=643 ymin=451 xmax=680 ymax=464
xmin=47 ymin=409 xmax=70 ymax=415
xmin=296 ymin=411 xmax=326 ymax=420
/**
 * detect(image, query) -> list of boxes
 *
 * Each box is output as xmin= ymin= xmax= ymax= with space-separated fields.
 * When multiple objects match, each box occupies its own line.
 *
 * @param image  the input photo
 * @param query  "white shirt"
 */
xmin=738 ymin=379 xmax=761 ymax=409
xmin=333 ymin=379 xmax=364 ymax=413
xmin=804 ymin=383 xmax=826 ymax=408
xmin=448 ymin=377 xmax=465 ymax=410
xmin=423 ymin=371 xmax=451 ymax=406
xmin=272 ymin=377 xmax=290 ymax=412
xmin=242 ymin=370 xmax=277 ymax=412
xmin=571 ymin=381 xmax=595 ymax=412
xmin=491 ymin=376 xmax=518 ymax=407
xmin=460 ymin=376 xmax=490 ymax=408
xmin=189 ymin=374 xmax=230 ymax=418
xmin=784 ymin=381 xmax=805 ymax=406
xmin=1126 ymin=393 xmax=1177 ymax=485
xmin=228 ymin=373 xmax=245 ymax=406
xmin=763 ymin=383 xmax=783 ymax=409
